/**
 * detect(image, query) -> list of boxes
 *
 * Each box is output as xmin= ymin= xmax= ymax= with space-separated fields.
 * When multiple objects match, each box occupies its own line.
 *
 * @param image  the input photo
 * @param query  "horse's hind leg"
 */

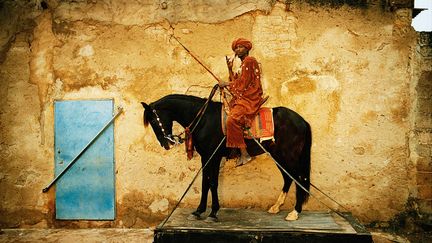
xmin=287 ymin=144 xmax=311 ymax=221
xmin=286 ymin=176 xmax=310 ymax=221
xmin=285 ymin=186 xmax=303 ymax=221
xmin=268 ymin=173 xmax=292 ymax=214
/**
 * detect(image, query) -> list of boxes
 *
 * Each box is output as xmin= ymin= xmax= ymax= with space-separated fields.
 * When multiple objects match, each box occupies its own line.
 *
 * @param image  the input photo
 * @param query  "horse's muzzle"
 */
xmin=163 ymin=143 xmax=171 ymax=150
xmin=162 ymin=139 xmax=175 ymax=150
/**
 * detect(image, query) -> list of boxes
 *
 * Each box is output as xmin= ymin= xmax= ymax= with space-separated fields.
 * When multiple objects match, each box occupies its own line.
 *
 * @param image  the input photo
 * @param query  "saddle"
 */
xmin=221 ymin=107 xmax=275 ymax=141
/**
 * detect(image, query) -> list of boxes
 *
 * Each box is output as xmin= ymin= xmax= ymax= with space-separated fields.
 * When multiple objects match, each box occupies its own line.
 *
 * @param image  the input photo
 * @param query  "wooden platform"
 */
xmin=154 ymin=208 xmax=372 ymax=243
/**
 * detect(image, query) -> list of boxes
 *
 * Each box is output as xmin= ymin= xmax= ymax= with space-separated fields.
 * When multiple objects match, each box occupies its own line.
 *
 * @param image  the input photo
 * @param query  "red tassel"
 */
xmin=185 ymin=128 xmax=194 ymax=160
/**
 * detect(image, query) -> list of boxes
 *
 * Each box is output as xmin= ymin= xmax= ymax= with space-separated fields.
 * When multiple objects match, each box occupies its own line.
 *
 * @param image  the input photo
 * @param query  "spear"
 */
xmin=170 ymin=35 xmax=225 ymax=85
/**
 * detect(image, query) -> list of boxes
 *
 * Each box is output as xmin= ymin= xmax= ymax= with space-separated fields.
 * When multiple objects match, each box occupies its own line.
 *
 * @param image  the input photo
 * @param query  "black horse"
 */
xmin=142 ymin=94 xmax=311 ymax=222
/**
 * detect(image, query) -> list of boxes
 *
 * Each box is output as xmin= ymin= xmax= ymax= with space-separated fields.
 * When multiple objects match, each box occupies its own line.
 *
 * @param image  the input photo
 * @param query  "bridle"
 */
xmin=151 ymin=109 xmax=183 ymax=145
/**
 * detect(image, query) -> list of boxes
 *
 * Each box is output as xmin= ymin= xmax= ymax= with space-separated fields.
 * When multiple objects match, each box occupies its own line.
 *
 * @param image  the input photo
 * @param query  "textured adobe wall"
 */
xmin=0 ymin=0 xmax=424 ymax=228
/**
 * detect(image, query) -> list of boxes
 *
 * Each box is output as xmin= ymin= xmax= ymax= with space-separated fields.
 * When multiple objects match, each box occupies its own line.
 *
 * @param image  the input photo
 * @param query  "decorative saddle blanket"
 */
xmin=222 ymin=107 xmax=275 ymax=141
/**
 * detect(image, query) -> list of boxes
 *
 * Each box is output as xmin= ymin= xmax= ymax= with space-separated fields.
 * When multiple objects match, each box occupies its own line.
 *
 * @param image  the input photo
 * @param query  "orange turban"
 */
xmin=231 ymin=38 xmax=252 ymax=51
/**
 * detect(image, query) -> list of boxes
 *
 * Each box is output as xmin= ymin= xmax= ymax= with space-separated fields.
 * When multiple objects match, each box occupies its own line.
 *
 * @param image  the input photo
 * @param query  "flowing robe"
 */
xmin=226 ymin=56 xmax=263 ymax=148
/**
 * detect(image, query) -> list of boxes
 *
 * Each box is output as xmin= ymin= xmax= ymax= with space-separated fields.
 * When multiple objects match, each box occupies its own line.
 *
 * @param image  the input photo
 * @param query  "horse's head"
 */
xmin=141 ymin=102 xmax=174 ymax=150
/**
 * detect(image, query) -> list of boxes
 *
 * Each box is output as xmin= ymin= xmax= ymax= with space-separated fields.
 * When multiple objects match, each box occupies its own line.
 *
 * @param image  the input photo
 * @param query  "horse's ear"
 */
xmin=141 ymin=102 xmax=151 ymax=127
xmin=141 ymin=102 xmax=150 ymax=110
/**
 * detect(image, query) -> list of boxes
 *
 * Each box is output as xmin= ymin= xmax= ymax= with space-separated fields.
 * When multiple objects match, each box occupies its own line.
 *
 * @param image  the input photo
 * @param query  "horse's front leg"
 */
xmin=205 ymin=157 xmax=222 ymax=222
xmin=188 ymin=168 xmax=210 ymax=220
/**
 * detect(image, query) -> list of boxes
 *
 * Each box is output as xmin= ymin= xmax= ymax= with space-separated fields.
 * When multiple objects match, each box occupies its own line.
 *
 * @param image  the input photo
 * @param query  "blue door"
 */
xmin=54 ymin=99 xmax=115 ymax=220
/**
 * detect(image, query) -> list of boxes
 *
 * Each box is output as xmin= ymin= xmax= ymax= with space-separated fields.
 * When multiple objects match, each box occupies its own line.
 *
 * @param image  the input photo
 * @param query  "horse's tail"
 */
xmin=298 ymin=121 xmax=312 ymax=204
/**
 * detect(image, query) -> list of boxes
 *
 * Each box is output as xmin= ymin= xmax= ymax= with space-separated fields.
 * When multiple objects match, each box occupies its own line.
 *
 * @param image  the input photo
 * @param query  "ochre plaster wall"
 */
xmin=0 ymin=0 xmax=422 ymax=228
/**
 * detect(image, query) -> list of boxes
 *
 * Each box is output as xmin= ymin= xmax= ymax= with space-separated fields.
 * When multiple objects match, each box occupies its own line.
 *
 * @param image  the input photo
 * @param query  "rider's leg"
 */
xmin=226 ymin=106 xmax=254 ymax=166
xmin=236 ymin=147 xmax=252 ymax=167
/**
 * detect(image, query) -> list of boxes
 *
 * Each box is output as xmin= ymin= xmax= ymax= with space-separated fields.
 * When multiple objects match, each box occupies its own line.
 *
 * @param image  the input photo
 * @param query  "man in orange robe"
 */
xmin=220 ymin=38 xmax=264 ymax=166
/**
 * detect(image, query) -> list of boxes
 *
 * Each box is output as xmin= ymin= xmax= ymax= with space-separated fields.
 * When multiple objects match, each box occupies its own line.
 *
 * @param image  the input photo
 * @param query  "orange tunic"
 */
xmin=226 ymin=56 xmax=263 ymax=148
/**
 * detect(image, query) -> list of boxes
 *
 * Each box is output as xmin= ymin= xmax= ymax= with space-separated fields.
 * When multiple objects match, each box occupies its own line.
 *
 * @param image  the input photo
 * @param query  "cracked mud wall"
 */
xmin=0 ymin=0 xmax=425 ymax=228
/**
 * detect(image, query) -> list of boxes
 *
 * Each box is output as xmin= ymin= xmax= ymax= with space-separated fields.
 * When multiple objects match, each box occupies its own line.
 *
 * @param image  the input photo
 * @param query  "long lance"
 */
xmin=170 ymin=35 xmax=233 ymax=112
xmin=170 ymin=35 xmax=224 ymax=85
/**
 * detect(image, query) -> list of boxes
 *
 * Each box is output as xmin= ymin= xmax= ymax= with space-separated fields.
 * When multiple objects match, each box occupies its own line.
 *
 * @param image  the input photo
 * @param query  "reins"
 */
xmin=186 ymin=84 xmax=219 ymax=134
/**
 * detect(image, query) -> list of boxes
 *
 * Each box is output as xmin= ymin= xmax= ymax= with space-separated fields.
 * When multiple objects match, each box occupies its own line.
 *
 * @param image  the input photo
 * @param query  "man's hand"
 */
xmin=226 ymin=55 xmax=235 ymax=82
xmin=226 ymin=56 xmax=234 ymax=71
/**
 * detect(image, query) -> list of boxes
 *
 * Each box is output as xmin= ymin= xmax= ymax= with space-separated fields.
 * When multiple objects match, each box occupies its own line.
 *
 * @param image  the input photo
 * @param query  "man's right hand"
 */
xmin=226 ymin=56 xmax=234 ymax=71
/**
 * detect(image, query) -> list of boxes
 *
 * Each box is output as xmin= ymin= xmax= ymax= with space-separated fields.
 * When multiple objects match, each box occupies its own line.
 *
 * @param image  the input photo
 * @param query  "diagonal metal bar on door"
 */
xmin=42 ymin=106 xmax=123 ymax=193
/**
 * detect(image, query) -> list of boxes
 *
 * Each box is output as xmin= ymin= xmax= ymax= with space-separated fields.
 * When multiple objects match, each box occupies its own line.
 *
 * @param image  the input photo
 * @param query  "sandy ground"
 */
xmin=0 ymin=228 xmax=419 ymax=243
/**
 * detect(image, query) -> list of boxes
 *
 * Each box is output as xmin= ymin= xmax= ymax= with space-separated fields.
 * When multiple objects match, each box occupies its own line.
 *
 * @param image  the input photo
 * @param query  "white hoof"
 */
xmin=187 ymin=214 xmax=202 ymax=221
xmin=268 ymin=205 xmax=280 ymax=214
xmin=204 ymin=216 xmax=218 ymax=223
xmin=285 ymin=210 xmax=299 ymax=221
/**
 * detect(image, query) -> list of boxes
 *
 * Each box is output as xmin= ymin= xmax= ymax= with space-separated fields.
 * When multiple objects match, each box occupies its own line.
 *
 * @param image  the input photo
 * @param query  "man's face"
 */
xmin=234 ymin=44 xmax=248 ymax=58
